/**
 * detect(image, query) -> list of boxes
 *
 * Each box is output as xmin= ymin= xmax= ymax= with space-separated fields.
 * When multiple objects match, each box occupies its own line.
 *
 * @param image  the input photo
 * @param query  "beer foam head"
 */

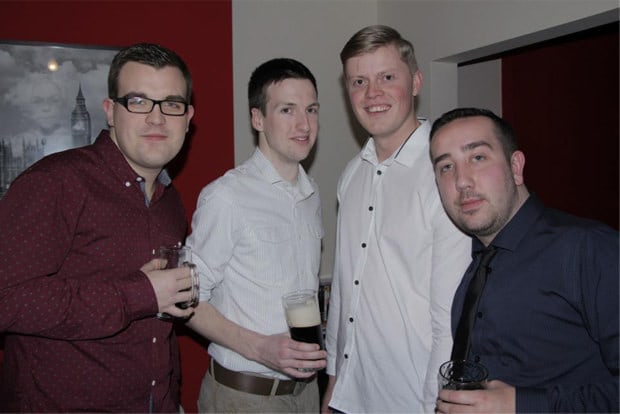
xmin=284 ymin=298 xmax=321 ymax=327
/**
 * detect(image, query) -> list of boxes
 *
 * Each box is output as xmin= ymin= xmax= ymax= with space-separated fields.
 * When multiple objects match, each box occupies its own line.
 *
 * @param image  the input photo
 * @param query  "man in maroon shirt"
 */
xmin=0 ymin=43 xmax=196 ymax=412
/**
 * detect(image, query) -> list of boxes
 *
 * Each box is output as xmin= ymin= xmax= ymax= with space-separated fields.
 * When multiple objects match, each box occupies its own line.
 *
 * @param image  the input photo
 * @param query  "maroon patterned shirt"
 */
xmin=0 ymin=131 xmax=187 ymax=412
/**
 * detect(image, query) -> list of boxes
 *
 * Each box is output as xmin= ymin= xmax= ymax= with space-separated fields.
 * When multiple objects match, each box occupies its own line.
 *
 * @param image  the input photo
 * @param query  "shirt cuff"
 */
xmin=122 ymin=270 xmax=159 ymax=318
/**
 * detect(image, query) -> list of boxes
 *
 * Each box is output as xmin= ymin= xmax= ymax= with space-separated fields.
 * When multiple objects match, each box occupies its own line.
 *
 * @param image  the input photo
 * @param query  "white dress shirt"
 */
xmin=325 ymin=120 xmax=471 ymax=413
xmin=186 ymin=148 xmax=323 ymax=379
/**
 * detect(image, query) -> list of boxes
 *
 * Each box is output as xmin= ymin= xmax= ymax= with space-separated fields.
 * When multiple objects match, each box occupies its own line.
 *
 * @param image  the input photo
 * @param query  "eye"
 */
xmin=437 ymin=163 xmax=453 ymax=174
xmin=307 ymin=106 xmax=319 ymax=114
xmin=351 ymin=78 xmax=366 ymax=87
xmin=128 ymin=96 xmax=147 ymax=106
xmin=163 ymin=101 xmax=183 ymax=110
xmin=280 ymin=107 xmax=293 ymax=114
xmin=472 ymin=154 xmax=486 ymax=162
xmin=383 ymin=73 xmax=395 ymax=81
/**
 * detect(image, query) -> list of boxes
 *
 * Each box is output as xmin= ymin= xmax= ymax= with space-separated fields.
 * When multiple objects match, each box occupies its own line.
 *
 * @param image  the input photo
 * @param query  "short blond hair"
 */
xmin=340 ymin=25 xmax=418 ymax=74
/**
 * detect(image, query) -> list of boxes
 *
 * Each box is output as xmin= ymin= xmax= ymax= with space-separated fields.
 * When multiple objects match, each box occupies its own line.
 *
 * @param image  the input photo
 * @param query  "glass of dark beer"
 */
xmin=438 ymin=360 xmax=488 ymax=391
xmin=282 ymin=289 xmax=324 ymax=371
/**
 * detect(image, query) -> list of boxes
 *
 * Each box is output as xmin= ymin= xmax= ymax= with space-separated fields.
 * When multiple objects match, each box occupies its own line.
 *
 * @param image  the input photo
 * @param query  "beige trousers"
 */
xmin=197 ymin=369 xmax=319 ymax=413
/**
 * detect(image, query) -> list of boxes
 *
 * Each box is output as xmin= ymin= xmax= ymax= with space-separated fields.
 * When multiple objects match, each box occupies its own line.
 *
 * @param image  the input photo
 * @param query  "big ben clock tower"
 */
xmin=71 ymin=84 xmax=92 ymax=148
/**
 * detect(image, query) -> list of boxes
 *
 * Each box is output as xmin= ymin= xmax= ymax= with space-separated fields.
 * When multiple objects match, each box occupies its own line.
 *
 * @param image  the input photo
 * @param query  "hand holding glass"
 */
xmin=157 ymin=246 xmax=199 ymax=319
xmin=438 ymin=360 xmax=488 ymax=391
xmin=282 ymin=289 xmax=325 ymax=371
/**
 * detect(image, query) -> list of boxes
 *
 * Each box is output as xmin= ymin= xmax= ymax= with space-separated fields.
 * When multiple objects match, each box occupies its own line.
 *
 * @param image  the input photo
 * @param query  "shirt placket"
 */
xmin=292 ymin=191 xmax=304 ymax=288
xmin=341 ymin=163 xmax=384 ymax=372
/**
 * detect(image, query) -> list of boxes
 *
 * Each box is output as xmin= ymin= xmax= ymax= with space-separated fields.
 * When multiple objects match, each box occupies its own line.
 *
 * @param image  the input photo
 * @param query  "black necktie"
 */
xmin=451 ymin=246 xmax=497 ymax=361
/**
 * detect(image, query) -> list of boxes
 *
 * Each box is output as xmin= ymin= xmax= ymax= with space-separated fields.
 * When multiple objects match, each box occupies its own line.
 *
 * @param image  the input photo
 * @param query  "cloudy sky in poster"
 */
xmin=0 ymin=42 xmax=117 ymax=157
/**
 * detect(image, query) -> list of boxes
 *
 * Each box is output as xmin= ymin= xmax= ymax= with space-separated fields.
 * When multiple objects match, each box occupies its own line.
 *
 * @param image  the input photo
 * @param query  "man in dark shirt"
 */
xmin=0 ymin=43 xmax=196 ymax=412
xmin=430 ymin=107 xmax=619 ymax=413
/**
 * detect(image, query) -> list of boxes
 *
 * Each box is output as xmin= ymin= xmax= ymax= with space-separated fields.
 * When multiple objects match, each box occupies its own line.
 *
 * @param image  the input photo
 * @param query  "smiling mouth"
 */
xmin=366 ymin=104 xmax=390 ymax=113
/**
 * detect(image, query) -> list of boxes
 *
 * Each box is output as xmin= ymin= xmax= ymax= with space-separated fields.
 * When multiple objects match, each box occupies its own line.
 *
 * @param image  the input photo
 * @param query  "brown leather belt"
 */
xmin=209 ymin=359 xmax=303 ymax=396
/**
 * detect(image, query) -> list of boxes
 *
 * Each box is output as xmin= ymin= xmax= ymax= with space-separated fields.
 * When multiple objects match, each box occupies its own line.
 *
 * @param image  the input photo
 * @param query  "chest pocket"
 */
xmin=249 ymin=223 xmax=322 ymax=286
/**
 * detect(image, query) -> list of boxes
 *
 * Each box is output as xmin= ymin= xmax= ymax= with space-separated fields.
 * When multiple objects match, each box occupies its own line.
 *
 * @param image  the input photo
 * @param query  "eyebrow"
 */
xmin=276 ymin=101 xmax=320 ymax=108
xmin=432 ymin=140 xmax=492 ymax=166
xmin=123 ymin=91 xmax=186 ymax=101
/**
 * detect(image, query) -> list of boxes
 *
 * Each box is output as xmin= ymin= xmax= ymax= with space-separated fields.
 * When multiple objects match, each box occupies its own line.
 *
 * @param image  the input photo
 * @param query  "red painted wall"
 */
xmin=0 ymin=1 xmax=234 ymax=411
xmin=502 ymin=23 xmax=619 ymax=229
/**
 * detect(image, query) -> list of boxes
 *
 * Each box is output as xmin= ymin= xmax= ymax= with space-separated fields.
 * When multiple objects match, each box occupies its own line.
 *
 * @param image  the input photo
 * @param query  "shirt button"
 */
xmin=349 ymin=317 xmax=354 ymax=323
xmin=152 ymin=337 xmax=157 ymax=343
xmin=354 ymin=280 xmax=359 ymax=285
xmin=361 ymin=243 xmax=367 ymax=248
xmin=477 ymin=312 xmax=483 ymax=318
xmin=368 ymin=206 xmax=374 ymax=211
xmin=376 ymin=170 xmax=382 ymax=175
xmin=344 ymin=354 xmax=349 ymax=359
xmin=124 ymin=181 xmax=131 ymax=187
xmin=151 ymin=380 xmax=156 ymax=386
xmin=136 ymin=177 xmax=143 ymax=182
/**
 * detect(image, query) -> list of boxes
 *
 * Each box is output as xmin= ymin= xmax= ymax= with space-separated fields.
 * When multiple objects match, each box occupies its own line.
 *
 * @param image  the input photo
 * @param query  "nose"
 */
xmin=455 ymin=166 xmax=474 ymax=191
xmin=365 ymin=79 xmax=383 ymax=98
xmin=145 ymin=103 xmax=166 ymax=125
xmin=296 ymin=112 xmax=311 ymax=132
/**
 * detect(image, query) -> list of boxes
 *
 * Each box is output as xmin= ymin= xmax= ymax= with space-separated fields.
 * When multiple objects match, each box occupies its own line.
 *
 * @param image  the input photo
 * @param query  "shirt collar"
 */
xmin=157 ymin=169 xmax=172 ymax=186
xmin=472 ymin=194 xmax=543 ymax=256
xmin=249 ymin=148 xmax=315 ymax=199
xmin=360 ymin=119 xmax=430 ymax=167
xmin=93 ymin=130 xmax=172 ymax=187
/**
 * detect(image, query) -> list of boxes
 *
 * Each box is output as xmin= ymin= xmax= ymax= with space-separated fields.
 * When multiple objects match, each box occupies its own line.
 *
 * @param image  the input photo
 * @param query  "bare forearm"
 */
xmin=186 ymin=301 xmax=326 ymax=377
xmin=187 ymin=301 xmax=263 ymax=361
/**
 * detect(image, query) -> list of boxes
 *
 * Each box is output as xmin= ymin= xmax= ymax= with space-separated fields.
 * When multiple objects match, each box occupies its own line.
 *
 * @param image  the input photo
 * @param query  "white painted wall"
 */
xmin=232 ymin=0 xmax=618 ymax=280
xmin=458 ymin=59 xmax=502 ymax=115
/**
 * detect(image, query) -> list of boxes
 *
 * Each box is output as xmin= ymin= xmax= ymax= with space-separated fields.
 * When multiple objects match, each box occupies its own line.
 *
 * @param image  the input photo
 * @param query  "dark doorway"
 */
xmin=502 ymin=22 xmax=619 ymax=229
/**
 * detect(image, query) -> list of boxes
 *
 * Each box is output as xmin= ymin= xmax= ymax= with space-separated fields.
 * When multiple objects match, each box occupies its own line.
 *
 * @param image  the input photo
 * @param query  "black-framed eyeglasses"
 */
xmin=112 ymin=96 xmax=188 ymax=116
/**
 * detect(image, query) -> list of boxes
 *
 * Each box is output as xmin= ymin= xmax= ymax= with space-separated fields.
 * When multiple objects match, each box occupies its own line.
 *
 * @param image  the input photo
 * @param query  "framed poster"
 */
xmin=0 ymin=41 xmax=118 ymax=198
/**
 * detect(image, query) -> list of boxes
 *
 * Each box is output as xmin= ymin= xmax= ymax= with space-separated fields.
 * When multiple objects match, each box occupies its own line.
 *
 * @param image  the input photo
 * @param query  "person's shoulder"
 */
xmin=543 ymin=206 xmax=618 ymax=242
xmin=340 ymin=149 xmax=365 ymax=177
xmin=6 ymin=146 xmax=96 ymax=202
xmin=17 ymin=145 xmax=95 ymax=181
xmin=336 ymin=153 xmax=364 ymax=196
xmin=196 ymin=164 xmax=255 ymax=203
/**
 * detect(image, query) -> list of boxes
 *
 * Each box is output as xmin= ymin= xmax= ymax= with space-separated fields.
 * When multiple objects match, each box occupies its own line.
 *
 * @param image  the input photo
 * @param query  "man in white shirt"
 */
xmin=322 ymin=25 xmax=471 ymax=413
xmin=186 ymin=58 xmax=326 ymax=413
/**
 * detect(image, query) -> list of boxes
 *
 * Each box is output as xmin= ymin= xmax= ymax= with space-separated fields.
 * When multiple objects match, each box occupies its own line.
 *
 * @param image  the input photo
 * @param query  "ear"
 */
xmin=102 ymin=98 xmax=114 ymax=127
xmin=185 ymin=105 xmax=195 ymax=132
xmin=250 ymin=107 xmax=264 ymax=132
xmin=510 ymin=150 xmax=526 ymax=186
xmin=412 ymin=70 xmax=423 ymax=97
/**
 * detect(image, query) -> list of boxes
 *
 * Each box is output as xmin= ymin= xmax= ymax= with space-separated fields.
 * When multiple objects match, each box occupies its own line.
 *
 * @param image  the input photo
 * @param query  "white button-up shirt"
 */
xmin=325 ymin=120 xmax=471 ymax=413
xmin=186 ymin=148 xmax=323 ymax=379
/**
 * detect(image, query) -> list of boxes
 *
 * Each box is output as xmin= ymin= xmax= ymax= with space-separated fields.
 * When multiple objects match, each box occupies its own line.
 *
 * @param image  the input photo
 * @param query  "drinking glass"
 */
xmin=438 ymin=359 xmax=488 ymax=391
xmin=157 ymin=245 xmax=199 ymax=320
xmin=282 ymin=289 xmax=324 ymax=371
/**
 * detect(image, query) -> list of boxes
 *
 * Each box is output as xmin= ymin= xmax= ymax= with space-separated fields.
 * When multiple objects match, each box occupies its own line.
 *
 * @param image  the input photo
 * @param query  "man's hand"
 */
xmin=141 ymin=258 xmax=194 ymax=318
xmin=254 ymin=332 xmax=327 ymax=378
xmin=436 ymin=380 xmax=516 ymax=413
